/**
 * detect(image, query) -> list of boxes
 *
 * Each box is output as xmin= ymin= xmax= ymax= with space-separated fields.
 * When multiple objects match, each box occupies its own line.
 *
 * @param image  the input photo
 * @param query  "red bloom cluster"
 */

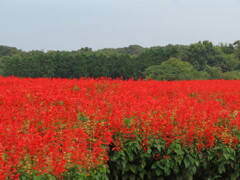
xmin=0 ymin=77 xmax=240 ymax=178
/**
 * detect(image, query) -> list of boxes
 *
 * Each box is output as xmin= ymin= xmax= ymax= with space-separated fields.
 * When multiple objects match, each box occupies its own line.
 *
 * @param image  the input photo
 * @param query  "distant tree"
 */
xmin=133 ymin=47 xmax=167 ymax=79
xmin=233 ymin=40 xmax=240 ymax=59
xmin=2 ymin=54 xmax=23 ymax=77
xmin=119 ymin=45 xmax=145 ymax=56
xmin=143 ymin=58 xmax=197 ymax=81
xmin=193 ymin=70 xmax=211 ymax=80
xmin=0 ymin=45 xmax=21 ymax=56
xmin=219 ymin=43 xmax=234 ymax=54
xmin=97 ymin=45 xmax=146 ymax=56
xmin=219 ymin=54 xmax=240 ymax=72
xmin=76 ymin=47 xmax=92 ymax=53
xmin=222 ymin=71 xmax=240 ymax=80
xmin=2 ymin=41 xmax=240 ymax=80
xmin=0 ymin=57 xmax=3 ymax=75
xmin=233 ymin=40 xmax=240 ymax=49
xmin=106 ymin=55 xmax=133 ymax=79
xmin=0 ymin=45 xmax=23 ymax=75
xmin=182 ymin=41 xmax=220 ymax=71
xmin=204 ymin=65 xmax=223 ymax=79
xmin=163 ymin=44 xmax=182 ymax=59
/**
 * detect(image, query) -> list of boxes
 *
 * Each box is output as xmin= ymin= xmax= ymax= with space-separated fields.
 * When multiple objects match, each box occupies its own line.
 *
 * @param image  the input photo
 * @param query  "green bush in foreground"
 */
xmin=107 ymin=139 xmax=240 ymax=180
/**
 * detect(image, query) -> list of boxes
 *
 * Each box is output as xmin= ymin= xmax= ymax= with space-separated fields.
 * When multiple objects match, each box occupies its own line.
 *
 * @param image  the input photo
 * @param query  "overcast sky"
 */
xmin=0 ymin=0 xmax=239 ymax=51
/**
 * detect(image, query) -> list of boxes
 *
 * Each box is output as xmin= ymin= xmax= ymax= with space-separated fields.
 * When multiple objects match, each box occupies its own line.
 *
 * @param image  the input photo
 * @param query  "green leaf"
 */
xmin=141 ymin=160 xmax=146 ymax=168
xmin=156 ymin=168 xmax=162 ymax=176
xmin=21 ymin=176 xmax=27 ymax=180
xmin=195 ymin=160 xmax=200 ymax=167
xmin=121 ymin=161 xmax=126 ymax=170
xmin=163 ymin=166 xmax=171 ymax=176
xmin=192 ymin=166 xmax=196 ymax=174
xmin=230 ymin=174 xmax=236 ymax=180
xmin=130 ymin=164 xmax=137 ymax=174
xmin=147 ymin=148 xmax=152 ymax=154
xmin=184 ymin=159 xmax=190 ymax=168
xmin=124 ymin=164 xmax=129 ymax=172
xmin=151 ymin=162 xmax=158 ymax=169
xmin=176 ymin=176 xmax=183 ymax=180
xmin=147 ymin=171 xmax=152 ymax=179
xmin=112 ymin=152 xmax=121 ymax=161
xmin=174 ymin=156 xmax=183 ymax=165
xmin=156 ymin=144 xmax=162 ymax=151
xmin=33 ymin=176 xmax=44 ymax=180
xmin=203 ymin=160 xmax=208 ymax=170
xmin=126 ymin=150 xmax=134 ymax=162
xmin=46 ymin=174 xmax=55 ymax=180
xmin=223 ymin=153 xmax=230 ymax=160
xmin=218 ymin=165 xmax=225 ymax=174
xmin=229 ymin=155 xmax=235 ymax=161
xmin=123 ymin=118 xmax=132 ymax=126
xmin=173 ymin=164 xmax=179 ymax=174
xmin=139 ymin=172 xmax=144 ymax=179
xmin=129 ymin=174 xmax=136 ymax=180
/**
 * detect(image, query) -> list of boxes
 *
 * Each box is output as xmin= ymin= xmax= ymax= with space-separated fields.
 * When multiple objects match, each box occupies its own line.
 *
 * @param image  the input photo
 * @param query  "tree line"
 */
xmin=0 ymin=40 xmax=240 ymax=80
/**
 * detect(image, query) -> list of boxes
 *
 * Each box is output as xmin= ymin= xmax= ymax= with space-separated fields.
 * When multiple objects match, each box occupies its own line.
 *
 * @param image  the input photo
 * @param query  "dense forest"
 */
xmin=1 ymin=40 xmax=240 ymax=80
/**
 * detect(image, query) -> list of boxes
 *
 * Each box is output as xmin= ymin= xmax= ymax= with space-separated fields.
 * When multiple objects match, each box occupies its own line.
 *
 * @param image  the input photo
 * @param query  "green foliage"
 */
xmin=1 ymin=40 xmax=240 ymax=80
xmin=0 ymin=45 xmax=21 ymax=56
xmin=233 ymin=40 xmax=240 ymax=59
xmin=219 ymin=54 xmax=240 ymax=72
xmin=62 ymin=165 xmax=109 ymax=180
xmin=2 ymin=51 xmax=134 ymax=79
xmin=17 ymin=165 xmax=108 ymax=180
xmin=107 ymin=138 xmax=240 ymax=180
xmin=107 ymin=138 xmax=166 ymax=180
xmin=143 ymin=58 xmax=197 ymax=81
xmin=233 ymin=40 xmax=240 ymax=49
xmin=132 ymin=47 xmax=168 ymax=79
xmin=163 ymin=44 xmax=183 ymax=59
xmin=97 ymin=45 xmax=146 ymax=56
xmin=204 ymin=65 xmax=223 ymax=80
xmin=182 ymin=41 xmax=220 ymax=71
xmin=222 ymin=71 xmax=240 ymax=80
xmin=219 ymin=43 xmax=234 ymax=54
xmin=193 ymin=70 xmax=211 ymax=80
xmin=0 ymin=57 xmax=4 ymax=75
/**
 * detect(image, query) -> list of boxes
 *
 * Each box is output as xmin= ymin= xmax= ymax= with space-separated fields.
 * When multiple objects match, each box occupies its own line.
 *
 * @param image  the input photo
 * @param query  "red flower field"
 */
xmin=0 ymin=77 xmax=240 ymax=179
